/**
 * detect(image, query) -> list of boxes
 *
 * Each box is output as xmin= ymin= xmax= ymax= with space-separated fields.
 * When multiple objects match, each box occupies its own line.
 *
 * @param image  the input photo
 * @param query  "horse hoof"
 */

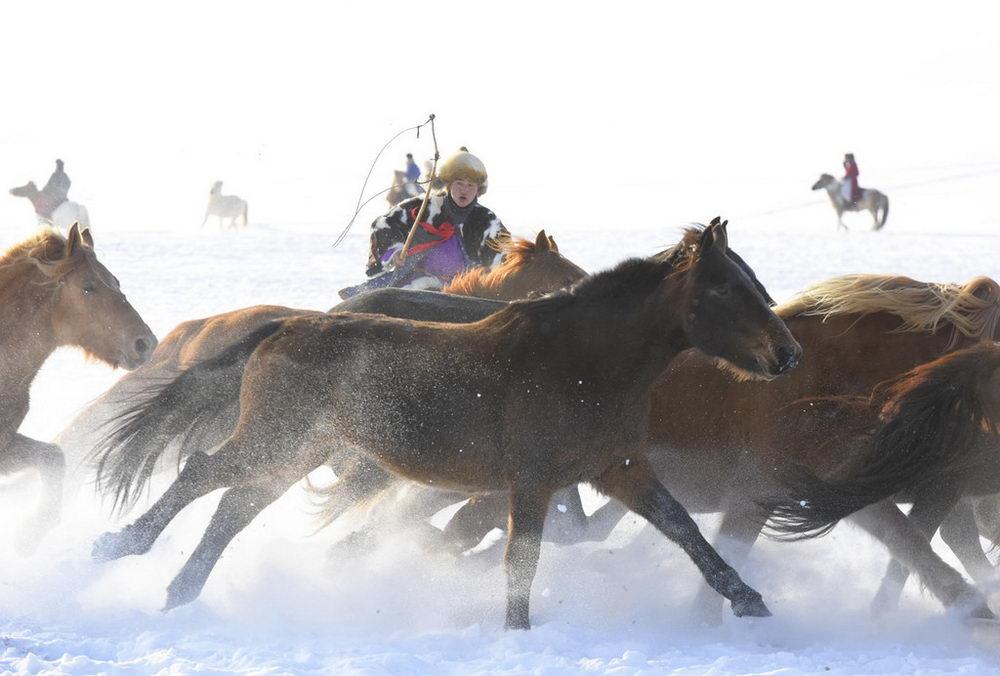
xmin=163 ymin=578 xmax=200 ymax=611
xmin=91 ymin=527 xmax=147 ymax=562
xmin=731 ymin=592 xmax=772 ymax=618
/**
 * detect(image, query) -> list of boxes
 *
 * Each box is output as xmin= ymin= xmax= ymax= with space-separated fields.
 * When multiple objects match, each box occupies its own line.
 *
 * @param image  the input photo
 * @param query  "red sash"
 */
xmin=406 ymin=207 xmax=455 ymax=255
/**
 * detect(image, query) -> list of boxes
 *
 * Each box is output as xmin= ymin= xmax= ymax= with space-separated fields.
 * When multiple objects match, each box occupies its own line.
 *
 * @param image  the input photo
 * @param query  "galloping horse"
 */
xmin=430 ymin=273 xmax=1000 ymax=620
xmin=0 ymin=225 xmax=155 ymax=553
xmin=10 ymin=182 xmax=92 ymax=232
xmin=812 ymin=173 xmax=889 ymax=231
xmin=765 ymin=342 xmax=1000 ymax=610
xmin=201 ymin=181 xmax=248 ymax=229
xmin=91 ymin=220 xmax=800 ymax=628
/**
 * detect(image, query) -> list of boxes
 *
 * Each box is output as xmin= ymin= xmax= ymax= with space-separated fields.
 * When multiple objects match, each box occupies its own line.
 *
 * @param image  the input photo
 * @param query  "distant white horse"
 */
xmin=201 ymin=181 xmax=248 ymax=229
xmin=812 ymin=173 xmax=889 ymax=231
xmin=9 ymin=181 xmax=92 ymax=232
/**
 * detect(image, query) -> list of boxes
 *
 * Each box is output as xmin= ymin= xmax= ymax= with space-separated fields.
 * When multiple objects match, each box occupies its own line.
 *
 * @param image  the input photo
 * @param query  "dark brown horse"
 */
xmin=91 ymin=220 xmax=800 ymax=629
xmin=0 ymin=224 xmax=155 ymax=553
xmin=56 ymin=231 xmax=584 ymax=457
xmin=433 ymin=273 xmax=1000 ymax=620
xmin=764 ymin=342 xmax=1000 ymax=603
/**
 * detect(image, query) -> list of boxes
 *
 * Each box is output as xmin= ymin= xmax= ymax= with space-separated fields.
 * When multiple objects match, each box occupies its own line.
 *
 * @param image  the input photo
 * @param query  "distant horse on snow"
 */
xmin=201 ymin=181 xmax=248 ymax=229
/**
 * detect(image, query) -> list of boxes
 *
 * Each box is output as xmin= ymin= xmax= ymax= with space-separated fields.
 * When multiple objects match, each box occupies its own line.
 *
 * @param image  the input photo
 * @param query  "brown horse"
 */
xmin=431 ymin=273 xmax=1000 ymax=620
xmin=90 ymin=220 xmax=800 ymax=628
xmin=764 ymin=342 xmax=1000 ymax=604
xmin=0 ymin=224 xmax=156 ymax=553
xmin=56 ymin=230 xmax=584 ymax=457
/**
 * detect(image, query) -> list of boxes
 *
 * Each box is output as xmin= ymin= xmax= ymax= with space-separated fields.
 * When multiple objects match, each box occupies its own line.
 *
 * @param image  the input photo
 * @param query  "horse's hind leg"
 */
xmin=92 ymin=449 xmax=225 ymax=561
xmin=0 ymin=434 xmax=66 ymax=555
xmin=870 ymin=488 xmax=958 ymax=616
xmin=939 ymin=499 xmax=996 ymax=587
xmin=850 ymin=499 xmax=993 ymax=618
xmin=592 ymin=456 xmax=770 ymax=618
xmin=504 ymin=486 xmax=552 ymax=630
xmin=164 ymin=483 xmax=282 ymax=609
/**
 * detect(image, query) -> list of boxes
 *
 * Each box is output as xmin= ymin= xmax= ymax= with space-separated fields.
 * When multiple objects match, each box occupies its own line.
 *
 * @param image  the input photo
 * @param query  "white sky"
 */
xmin=1 ymin=0 xmax=998 ymax=235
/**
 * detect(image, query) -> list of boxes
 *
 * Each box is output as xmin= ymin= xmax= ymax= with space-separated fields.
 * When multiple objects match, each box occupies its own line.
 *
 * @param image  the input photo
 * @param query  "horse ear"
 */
xmin=535 ymin=229 xmax=550 ymax=252
xmin=547 ymin=235 xmax=559 ymax=253
xmin=82 ymin=227 xmax=95 ymax=249
xmin=65 ymin=222 xmax=84 ymax=257
xmin=713 ymin=220 xmax=729 ymax=252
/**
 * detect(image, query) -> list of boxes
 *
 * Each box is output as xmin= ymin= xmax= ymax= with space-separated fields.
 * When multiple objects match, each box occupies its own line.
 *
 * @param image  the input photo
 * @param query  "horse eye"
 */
xmin=713 ymin=283 xmax=731 ymax=297
xmin=82 ymin=283 xmax=96 ymax=294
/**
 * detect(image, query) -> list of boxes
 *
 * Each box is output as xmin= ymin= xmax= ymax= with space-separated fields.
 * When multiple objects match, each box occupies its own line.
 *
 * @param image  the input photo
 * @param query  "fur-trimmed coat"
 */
xmin=366 ymin=195 xmax=507 ymax=276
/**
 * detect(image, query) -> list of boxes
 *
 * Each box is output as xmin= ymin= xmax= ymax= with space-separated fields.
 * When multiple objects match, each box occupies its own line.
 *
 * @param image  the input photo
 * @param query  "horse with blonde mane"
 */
xmin=0 ymin=225 xmax=155 ymax=553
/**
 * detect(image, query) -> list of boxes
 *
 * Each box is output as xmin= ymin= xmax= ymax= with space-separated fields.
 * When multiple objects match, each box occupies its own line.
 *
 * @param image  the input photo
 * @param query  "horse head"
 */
xmin=811 ymin=174 xmax=836 ymax=191
xmin=210 ymin=181 xmax=223 ymax=195
xmin=679 ymin=218 xmax=801 ymax=380
xmin=10 ymin=181 xmax=39 ymax=198
xmin=37 ymin=224 xmax=157 ymax=370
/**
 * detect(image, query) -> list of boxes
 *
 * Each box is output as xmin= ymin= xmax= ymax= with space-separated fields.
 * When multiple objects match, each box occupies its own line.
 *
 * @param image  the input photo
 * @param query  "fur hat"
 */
xmin=438 ymin=148 xmax=488 ymax=195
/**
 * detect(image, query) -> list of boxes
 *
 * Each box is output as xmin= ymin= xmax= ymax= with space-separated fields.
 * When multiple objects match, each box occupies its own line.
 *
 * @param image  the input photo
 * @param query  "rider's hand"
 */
xmin=390 ymin=250 xmax=406 ymax=268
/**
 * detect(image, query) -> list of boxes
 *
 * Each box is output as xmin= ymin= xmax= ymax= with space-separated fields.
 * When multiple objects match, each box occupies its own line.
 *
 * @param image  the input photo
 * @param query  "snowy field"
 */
xmin=1 ymin=166 xmax=999 ymax=674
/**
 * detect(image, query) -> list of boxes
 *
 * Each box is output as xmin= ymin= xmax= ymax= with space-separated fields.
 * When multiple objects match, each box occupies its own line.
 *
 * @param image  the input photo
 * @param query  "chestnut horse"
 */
xmin=91 ymin=220 xmax=800 ymax=628
xmin=765 ymin=342 xmax=1000 ymax=609
xmin=57 ymin=230 xmax=584 ymax=459
xmin=0 ymin=225 xmax=155 ymax=553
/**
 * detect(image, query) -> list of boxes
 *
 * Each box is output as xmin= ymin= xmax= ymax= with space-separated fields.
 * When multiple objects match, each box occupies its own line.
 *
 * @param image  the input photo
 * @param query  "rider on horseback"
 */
xmin=842 ymin=153 xmax=861 ymax=204
xmin=365 ymin=147 xmax=508 ymax=290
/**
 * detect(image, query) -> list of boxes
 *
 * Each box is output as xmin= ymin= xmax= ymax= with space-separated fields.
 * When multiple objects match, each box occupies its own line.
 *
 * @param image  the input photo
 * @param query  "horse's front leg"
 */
xmin=504 ymin=486 xmax=553 ymax=630
xmin=0 ymin=434 xmax=66 ymax=554
xmin=592 ymin=455 xmax=770 ymax=618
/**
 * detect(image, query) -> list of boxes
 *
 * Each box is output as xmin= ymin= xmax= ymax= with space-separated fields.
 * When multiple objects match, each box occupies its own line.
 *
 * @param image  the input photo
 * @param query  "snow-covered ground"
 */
xmin=1 ymin=167 xmax=999 ymax=674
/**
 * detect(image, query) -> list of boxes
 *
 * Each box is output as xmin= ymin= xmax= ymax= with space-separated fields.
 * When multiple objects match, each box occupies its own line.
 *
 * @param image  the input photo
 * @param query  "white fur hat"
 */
xmin=438 ymin=147 xmax=488 ymax=195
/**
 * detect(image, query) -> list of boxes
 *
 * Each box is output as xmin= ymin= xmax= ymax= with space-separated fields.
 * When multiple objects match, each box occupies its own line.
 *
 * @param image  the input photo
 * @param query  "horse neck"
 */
xmin=0 ymin=269 xmax=59 ymax=392
xmin=15 ymin=187 xmax=44 ymax=212
xmin=502 ymin=275 xmax=689 ymax=389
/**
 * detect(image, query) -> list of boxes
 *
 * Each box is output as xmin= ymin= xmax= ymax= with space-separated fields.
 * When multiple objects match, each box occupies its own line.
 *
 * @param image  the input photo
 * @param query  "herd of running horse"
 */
xmin=2 ymin=221 xmax=1000 ymax=630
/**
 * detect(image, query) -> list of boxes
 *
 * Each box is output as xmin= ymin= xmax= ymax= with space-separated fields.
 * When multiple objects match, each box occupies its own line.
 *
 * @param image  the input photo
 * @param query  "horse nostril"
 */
xmin=776 ymin=345 xmax=800 ymax=372
xmin=135 ymin=338 xmax=150 ymax=355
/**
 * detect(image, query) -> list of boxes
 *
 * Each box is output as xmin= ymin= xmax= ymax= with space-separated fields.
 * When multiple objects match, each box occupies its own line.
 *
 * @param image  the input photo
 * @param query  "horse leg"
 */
xmin=441 ymin=492 xmax=508 ymax=554
xmin=939 ymin=499 xmax=996 ymax=587
xmin=92 ymin=449 xmax=226 ymax=561
xmin=574 ymin=496 xmax=630 ymax=542
xmin=164 ymin=483 xmax=282 ymax=609
xmin=690 ymin=504 xmax=764 ymax=625
xmin=0 ymin=434 xmax=65 ymax=555
xmin=849 ymin=500 xmax=993 ymax=618
xmin=592 ymin=457 xmax=770 ymax=617
xmin=870 ymin=488 xmax=958 ymax=616
xmin=504 ymin=486 xmax=552 ymax=630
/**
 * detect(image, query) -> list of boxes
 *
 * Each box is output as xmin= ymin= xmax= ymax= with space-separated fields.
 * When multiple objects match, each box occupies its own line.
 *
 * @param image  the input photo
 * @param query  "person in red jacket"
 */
xmin=842 ymin=153 xmax=861 ymax=202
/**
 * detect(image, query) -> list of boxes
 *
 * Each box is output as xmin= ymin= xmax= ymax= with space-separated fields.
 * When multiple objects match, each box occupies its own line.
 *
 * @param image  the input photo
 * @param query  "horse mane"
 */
xmin=777 ymin=274 xmax=1000 ymax=344
xmin=444 ymin=234 xmax=548 ymax=297
xmin=0 ymin=228 xmax=72 ymax=292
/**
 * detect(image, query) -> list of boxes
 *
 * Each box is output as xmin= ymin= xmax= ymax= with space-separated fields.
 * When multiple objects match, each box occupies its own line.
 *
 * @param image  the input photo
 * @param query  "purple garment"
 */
xmin=379 ymin=236 xmax=471 ymax=287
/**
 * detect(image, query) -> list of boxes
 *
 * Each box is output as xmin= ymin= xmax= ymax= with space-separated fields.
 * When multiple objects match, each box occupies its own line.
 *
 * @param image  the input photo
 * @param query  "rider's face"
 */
xmin=449 ymin=180 xmax=478 ymax=207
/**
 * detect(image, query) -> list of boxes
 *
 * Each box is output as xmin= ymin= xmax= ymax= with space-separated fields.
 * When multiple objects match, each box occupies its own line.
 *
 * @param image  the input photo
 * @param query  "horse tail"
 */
xmin=764 ymin=344 xmax=1000 ymax=539
xmin=91 ymin=320 xmax=286 ymax=513
xmin=242 ymin=201 xmax=248 ymax=226
xmin=877 ymin=194 xmax=889 ymax=230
